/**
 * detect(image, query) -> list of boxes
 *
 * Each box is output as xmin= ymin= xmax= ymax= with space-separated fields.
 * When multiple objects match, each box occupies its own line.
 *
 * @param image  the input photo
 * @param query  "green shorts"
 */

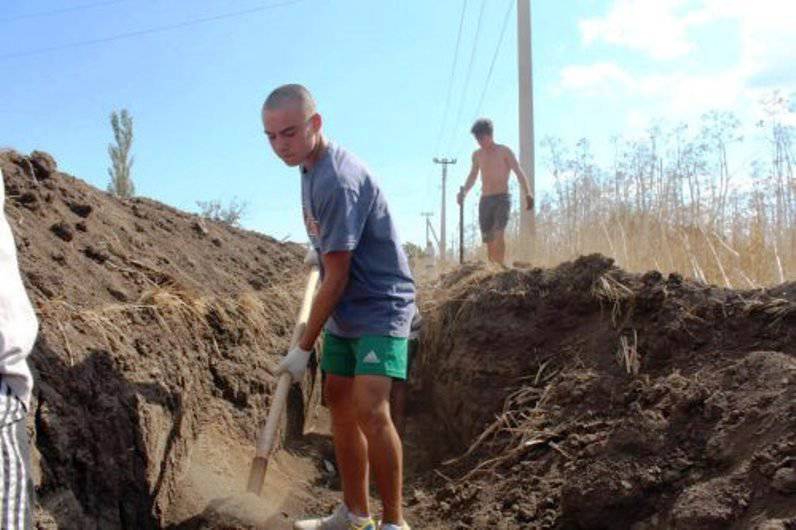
xmin=321 ymin=331 xmax=409 ymax=380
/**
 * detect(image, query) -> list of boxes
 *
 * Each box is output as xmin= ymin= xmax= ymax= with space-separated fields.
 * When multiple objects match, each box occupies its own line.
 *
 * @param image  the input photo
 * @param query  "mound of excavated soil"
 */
xmin=6 ymin=150 xmax=795 ymax=530
xmin=410 ymin=256 xmax=795 ymax=529
xmin=1 ymin=151 xmax=330 ymax=528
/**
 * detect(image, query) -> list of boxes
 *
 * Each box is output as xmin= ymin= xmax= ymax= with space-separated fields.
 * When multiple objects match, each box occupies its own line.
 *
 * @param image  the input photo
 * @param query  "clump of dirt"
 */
xmin=410 ymin=255 xmax=795 ymax=529
xmin=1 ymin=151 xmax=330 ymax=528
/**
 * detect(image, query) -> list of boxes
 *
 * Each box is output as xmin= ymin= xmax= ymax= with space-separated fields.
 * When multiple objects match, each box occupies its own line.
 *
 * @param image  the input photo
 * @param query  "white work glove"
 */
xmin=304 ymin=247 xmax=320 ymax=267
xmin=276 ymin=345 xmax=312 ymax=383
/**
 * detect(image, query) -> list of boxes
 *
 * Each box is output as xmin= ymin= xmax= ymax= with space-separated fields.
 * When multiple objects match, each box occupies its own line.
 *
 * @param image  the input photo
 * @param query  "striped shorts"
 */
xmin=0 ymin=381 xmax=32 ymax=530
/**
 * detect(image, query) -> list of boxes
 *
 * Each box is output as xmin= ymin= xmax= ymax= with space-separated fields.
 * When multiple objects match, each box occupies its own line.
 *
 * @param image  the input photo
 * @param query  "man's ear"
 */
xmin=310 ymin=113 xmax=323 ymax=133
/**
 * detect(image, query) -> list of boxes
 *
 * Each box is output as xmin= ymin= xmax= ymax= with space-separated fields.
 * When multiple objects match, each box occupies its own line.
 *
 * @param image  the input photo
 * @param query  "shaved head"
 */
xmin=262 ymin=84 xmax=324 ymax=167
xmin=262 ymin=83 xmax=316 ymax=117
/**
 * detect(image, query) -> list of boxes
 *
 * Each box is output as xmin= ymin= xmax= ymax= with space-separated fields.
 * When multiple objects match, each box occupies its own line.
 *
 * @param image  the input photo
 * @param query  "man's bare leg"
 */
xmin=486 ymin=240 xmax=497 ymax=264
xmin=389 ymin=381 xmax=407 ymax=439
xmin=325 ymin=375 xmax=370 ymax=517
xmin=495 ymin=231 xmax=506 ymax=266
xmin=354 ymin=375 xmax=403 ymax=525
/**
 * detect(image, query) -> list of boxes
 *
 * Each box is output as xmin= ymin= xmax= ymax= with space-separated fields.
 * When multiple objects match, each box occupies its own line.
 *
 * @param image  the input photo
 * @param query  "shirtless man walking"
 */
xmin=456 ymin=118 xmax=533 ymax=266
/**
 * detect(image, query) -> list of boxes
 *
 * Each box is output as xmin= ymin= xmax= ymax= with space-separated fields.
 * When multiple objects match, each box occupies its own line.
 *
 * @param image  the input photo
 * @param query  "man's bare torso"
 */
xmin=476 ymin=144 xmax=512 ymax=196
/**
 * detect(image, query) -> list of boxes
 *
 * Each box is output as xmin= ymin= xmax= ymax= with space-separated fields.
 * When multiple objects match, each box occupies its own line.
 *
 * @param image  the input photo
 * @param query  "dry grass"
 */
xmin=38 ymin=272 xmax=303 ymax=360
xmin=491 ymin=211 xmax=795 ymax=288
xmin=592 ymin=273 xmax=635 ymax=326
xmin=616 ymin=329 xmax=640 ymax=376
xmin=38 ymin=299 xmax=135 ymax=355
xmin=440 ymin=362 xmax=593 ymax=483
xmin=138 ymin=285 xmax=207 ymax=333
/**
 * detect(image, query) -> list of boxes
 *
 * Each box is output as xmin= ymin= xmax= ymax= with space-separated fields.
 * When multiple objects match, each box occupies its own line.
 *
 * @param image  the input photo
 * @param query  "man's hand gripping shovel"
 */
xmin=247 ymin=250 xmax=321 ymax=495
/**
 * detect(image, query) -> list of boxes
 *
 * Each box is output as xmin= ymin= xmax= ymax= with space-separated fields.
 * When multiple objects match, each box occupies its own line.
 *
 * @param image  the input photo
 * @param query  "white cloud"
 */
xmin=579 ymin=0 xmax=699 ymax=60
xmin=559 ymin=62 xmax=744 ymax=120
xmin=638 ymin=71 xmax=744 ymax=116
xmin=718 ymin=1 xmax=796 ymax=92
xmin=625 ymin=110 xmax=651 ymax=134
xmin=579 ymin=0 xmax=796 ymax=76
xmin=563 ymin=0 xmax=796 ymax=124
xmin=560 ymin=62 xmax=635 ymax=94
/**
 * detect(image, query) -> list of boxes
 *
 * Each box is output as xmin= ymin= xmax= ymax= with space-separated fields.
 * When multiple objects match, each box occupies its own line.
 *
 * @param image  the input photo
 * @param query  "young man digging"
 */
xmin=457 ymin=118 xmax=534 ymax=266
xmin=262 ymin=84 xmax=415 ymax=530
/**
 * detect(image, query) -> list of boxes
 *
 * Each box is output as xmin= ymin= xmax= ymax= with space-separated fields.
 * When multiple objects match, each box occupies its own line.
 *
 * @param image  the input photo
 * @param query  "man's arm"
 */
xmin=277 ymin=250 xmax=351 ymax=382
xmin=457 ymin=152 xmax=480 ymax=205
xmin=507 ymin=148 xmax=534 ymax=210
xmin=298 ymin=251 xmax=350 ymax=351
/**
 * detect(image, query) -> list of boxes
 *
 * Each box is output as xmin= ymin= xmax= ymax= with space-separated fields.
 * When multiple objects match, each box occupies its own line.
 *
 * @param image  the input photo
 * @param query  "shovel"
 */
xmin=459 ymin=186 xmax=465 ymax=264
xmin=247 ymin=264 xmax=320 ymax=495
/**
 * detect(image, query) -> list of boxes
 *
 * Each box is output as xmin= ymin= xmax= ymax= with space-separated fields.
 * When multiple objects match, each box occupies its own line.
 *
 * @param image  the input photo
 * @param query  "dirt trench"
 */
xmin=163 ymin=258 xmax=796 ymax=530
xmin=3 ymin=151 xmax=795 ymax=529
xmin=406 ymin=256 xmax=795 ymax=530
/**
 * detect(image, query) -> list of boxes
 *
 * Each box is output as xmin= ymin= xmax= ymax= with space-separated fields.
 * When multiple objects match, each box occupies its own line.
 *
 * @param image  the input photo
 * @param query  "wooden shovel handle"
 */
xmin=254 ymin=266 xmax=320 ymax=458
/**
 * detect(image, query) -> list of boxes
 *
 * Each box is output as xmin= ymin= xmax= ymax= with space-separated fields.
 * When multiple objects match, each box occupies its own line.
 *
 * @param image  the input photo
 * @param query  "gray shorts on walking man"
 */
xmin=479 ymin=193 xmax=510 ymax=243
xmin=0 ymin=380 xmax=32 ymax=530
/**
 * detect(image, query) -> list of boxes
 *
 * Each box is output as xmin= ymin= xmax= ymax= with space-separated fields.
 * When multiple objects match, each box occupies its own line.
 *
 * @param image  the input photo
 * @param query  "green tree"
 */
xmin=106 ymin=109 xmax=135 ymax=198
xmin=402 ymin=242 xmax=427 ymax=262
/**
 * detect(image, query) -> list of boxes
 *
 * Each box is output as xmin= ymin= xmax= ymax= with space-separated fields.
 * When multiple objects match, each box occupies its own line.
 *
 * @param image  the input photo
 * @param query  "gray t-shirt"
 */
xmin=301 ymin=143 xmax=416 ymax=338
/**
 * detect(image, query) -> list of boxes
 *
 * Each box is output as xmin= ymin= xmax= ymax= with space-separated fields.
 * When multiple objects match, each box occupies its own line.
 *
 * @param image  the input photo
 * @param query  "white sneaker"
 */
xmin=294 ymin=504 xmax=376 ymax=530
xmin=379 ymin=521 xmax=411 ymax=530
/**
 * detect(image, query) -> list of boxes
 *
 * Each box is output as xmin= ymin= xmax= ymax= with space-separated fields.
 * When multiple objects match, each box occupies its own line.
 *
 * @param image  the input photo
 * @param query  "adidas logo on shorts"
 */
xmin=363 ymin=351 xmax=381 ymax=364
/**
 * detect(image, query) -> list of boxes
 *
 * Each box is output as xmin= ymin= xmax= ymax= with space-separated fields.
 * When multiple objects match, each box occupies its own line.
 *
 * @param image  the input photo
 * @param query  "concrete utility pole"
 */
xmin=518 ymin=0 xmax=535 ymax=255
xmin=421 ymin=211 xmax=434 ymax=252
xmin=433 ymin=157 xmax=456 ymax=261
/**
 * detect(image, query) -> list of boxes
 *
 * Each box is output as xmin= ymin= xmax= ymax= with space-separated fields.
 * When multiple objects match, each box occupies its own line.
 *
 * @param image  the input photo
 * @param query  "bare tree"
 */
xmin=758 ymin=91 xmax=795 ymax=236
xmin=106 ymin=109 xmax=135 ymax=198
xmin=700 ymin=110 xmax=742 ymax=229
xmin=196 ymin=198 xmax=249 ymax=227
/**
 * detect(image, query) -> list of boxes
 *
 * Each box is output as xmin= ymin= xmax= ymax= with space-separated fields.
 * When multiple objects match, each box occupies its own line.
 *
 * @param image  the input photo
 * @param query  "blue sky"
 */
xmin=2 ymin=0 xmax=794 ymax=247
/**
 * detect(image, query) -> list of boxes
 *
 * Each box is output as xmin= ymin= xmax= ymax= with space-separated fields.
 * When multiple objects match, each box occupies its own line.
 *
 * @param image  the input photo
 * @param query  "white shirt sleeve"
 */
xmin=0 ymin=167 xmax=38 ymax=407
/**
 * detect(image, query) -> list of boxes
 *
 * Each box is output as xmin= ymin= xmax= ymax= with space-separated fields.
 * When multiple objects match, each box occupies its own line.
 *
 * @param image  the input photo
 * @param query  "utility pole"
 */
xmin=518 ymin=0 xmax=535 ymax=257
xmin=421 ymin=212 xmax=434 ymax=246
xmin=421 ymin=211 xmax=434 ymax=256
xmin=433 ymin=157 xmax=456 ymax=261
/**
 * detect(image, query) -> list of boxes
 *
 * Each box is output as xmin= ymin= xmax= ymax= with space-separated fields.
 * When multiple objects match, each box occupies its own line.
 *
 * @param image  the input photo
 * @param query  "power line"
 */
xmin=433 ymin=0 xmax=469 ymax=157
xmin=0 ymin=0 xmax=310 ymax=61
xmin=471 ymin=0 xmax=514 ymax=122
xmin=423 ymin=167 xmax=435 ymax=213
xmin=0 ymin=0 xmax=128 ymax=23
xmin=446 ymin=0 xmax=487 ymax=152
xmin=450 ymin=0 xmax=514 ymax=157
